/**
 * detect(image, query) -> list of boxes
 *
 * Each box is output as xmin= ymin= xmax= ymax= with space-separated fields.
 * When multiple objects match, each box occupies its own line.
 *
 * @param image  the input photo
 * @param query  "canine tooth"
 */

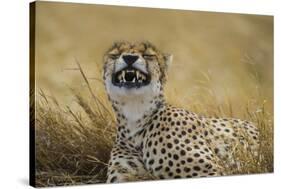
xmin=136 ymin=71 xmax=140 ymax=79
xmin=132 ymin=78 xmax=136 ymax=83
xmin=139 ymin=80 xmax=142 ymax=83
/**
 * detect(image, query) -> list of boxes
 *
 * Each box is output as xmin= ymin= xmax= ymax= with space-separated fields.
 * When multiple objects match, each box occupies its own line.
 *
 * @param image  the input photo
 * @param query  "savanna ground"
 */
xmin=32 ymin=1 xmax=273 ymax=187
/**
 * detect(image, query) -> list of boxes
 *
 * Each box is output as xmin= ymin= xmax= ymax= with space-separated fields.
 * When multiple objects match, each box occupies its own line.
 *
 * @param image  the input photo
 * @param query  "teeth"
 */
xmin=117 ymin=69 xmax=147 ymax=85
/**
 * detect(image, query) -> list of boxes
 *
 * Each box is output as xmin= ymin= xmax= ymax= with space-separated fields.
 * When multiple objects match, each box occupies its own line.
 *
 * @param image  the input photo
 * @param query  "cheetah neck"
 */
xmin=112 ymin=94 xmax=165 ymax=142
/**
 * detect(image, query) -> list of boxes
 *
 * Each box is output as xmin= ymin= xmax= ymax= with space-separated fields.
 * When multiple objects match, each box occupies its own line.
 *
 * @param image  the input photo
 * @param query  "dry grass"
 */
xmin=34 ymin=63 xmax=273 ymax=187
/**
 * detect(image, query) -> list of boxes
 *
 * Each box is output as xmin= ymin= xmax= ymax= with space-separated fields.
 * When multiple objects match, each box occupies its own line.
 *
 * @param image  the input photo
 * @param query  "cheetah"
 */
xmin=103 ymin=41 xmax=259 ymax=183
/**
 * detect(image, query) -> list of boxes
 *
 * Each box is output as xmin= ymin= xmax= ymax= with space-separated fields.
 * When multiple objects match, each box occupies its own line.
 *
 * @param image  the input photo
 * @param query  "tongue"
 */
xmin=125 ymin=72 xmax=135 ymax=82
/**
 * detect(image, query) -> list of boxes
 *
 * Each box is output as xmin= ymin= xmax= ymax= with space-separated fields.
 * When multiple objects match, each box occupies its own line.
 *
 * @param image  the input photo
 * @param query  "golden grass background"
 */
xmin=33 ymin=1 xmax=273 ymax=187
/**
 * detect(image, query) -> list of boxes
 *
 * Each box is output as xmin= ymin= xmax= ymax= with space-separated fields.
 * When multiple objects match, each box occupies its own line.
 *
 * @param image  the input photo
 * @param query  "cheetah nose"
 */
xmin=122 ymin=55 xmax=139 ymax=65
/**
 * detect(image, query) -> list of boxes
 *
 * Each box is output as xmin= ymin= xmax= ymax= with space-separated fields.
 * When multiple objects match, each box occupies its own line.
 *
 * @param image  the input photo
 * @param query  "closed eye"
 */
xmin=108 ymin=54 xmax=120 ymax=59
xmin=143 ymin=54 xmax=156 ymax=59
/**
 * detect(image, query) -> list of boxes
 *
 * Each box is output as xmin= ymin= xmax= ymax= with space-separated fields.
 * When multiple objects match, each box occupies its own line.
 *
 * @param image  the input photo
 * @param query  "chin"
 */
xmin=106 ymin=78 xmax=159 ymax=101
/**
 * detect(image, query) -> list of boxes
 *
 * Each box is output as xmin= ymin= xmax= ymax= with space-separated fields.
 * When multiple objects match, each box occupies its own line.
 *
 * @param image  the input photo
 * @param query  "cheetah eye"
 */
xmin=108 ymin=54 xmax=121 ymax=59
xmin=143 ymin=54 xmax=156 ymax=60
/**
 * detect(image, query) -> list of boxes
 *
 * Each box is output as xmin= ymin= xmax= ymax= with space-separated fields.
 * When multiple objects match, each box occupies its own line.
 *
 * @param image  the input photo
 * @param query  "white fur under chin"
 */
xmin=105 ymin=78 xmax=160 ymax=137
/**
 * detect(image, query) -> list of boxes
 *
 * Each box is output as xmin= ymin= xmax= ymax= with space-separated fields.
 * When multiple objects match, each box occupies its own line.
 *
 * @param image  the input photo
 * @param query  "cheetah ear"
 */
xmin=163 ymin=54 xmax=173 ymax=69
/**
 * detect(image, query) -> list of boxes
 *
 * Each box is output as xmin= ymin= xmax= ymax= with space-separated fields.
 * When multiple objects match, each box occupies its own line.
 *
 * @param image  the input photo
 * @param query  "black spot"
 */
xmin=185 ymin=139 xmax=191 ymax=144
xmin=176 ymin=168 xmax=181 ymax=173
xmin=194 ymin=145 xmax=200 ymax=150
xmin=149 ymin=124 xmax=154 ymax=131
xmin=148 ymin=159 xmax=154 ymax=165
xmin=167 ymin=143 xmax=173 ymax=148
xmin=174 ymin=113 xmax=178 ymax=117
xmin=194 ymin=153 xmax=200 ymax=157
xmin=192 ymin=173 xmax=198 ymax=176
xmin=128 ymin=161 xmax=138 ymax=168
xmin=176 ymin=121 xmax=181 ymax=126
xmin=225 ymin=128 xmax=230 ymax=132
xmin=156 ymin=123 xmax=161 ymax=128
xmin=187 ymin=158 xmax=193 ymax=162
xmin=174 ymin=139 xmax=179 ymax=144
xmin=180 ymin=150 xmax=186 ymax=156
xmin=168 ymin=153 xmax=172 ymax=158
xmin=193 ymin=166 xmax=201 ymax=171
xmin=161 ymin=148 xmax=166 ymax=154
xmin=214 ymin=148 xmax=219 ymax=154
xmin=155 ymin=166 xmax=163 ymax=171
xmin=146 ymin=152 xmax=150 ymax=158
xmin=173 ymin=154 xmax=179 ymax=160
xmin=205 ymin=164 xmax=213 ymax=169
xmin=168 ymin=160 xmax=173 ymax=166
xmin=184 ymin=167 xmax=191 ymax=173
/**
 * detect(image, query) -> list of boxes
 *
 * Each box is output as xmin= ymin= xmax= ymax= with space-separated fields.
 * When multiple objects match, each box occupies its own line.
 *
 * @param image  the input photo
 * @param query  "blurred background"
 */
xmin=34 ymin=1 xmax=273 ymax=117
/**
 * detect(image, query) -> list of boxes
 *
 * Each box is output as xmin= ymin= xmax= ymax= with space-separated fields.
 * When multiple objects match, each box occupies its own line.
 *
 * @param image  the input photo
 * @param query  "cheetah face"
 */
xmin=103 ymin=41 xmax=172 ymax=100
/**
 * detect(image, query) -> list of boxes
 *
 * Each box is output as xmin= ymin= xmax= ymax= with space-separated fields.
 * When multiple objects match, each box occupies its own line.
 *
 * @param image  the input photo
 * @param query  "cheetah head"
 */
xmin=103 ymin=41 xmax=172 ymax=102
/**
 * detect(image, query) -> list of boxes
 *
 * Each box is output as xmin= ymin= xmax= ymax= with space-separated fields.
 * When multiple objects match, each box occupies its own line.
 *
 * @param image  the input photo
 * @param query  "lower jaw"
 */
xmin=113 ymin=82 xmax=148 ymax=89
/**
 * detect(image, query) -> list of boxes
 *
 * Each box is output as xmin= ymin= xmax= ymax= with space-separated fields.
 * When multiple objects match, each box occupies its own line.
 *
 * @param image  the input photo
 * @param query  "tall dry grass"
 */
xmin=34 ymin=63 xmax=273 ymax=187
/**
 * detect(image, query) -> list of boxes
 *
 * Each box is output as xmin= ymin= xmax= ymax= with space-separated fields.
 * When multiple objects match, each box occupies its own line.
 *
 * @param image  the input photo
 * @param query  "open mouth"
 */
xmin=112 ymin=67 xmax=151 ymax=88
